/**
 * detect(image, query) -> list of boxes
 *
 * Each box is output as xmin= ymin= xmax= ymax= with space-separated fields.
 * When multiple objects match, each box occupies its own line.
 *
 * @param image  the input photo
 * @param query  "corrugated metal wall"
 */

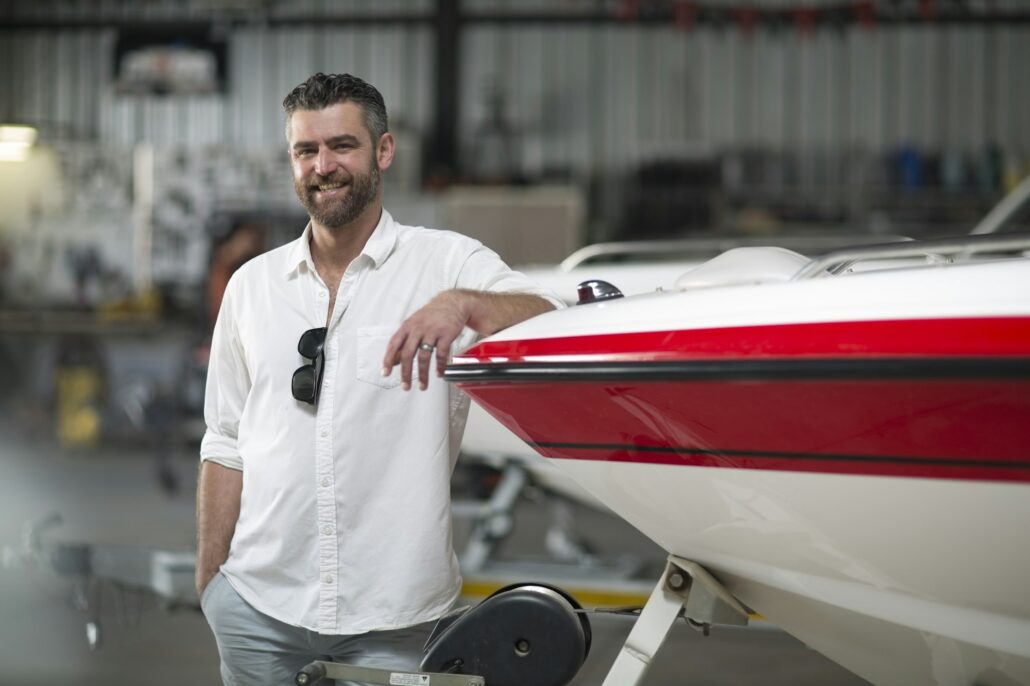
xmin=0 ymin=25 xmax=434 ymax=148
xmin=461 ymin=23 xmax=1030 ymax=174
xmin=1 ymin=20 xmax=1027 ymax=173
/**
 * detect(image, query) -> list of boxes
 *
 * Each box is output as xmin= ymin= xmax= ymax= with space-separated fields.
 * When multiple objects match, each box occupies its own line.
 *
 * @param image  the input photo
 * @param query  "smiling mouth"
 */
xmin=313 ymin=181 xmax=348 ymax=195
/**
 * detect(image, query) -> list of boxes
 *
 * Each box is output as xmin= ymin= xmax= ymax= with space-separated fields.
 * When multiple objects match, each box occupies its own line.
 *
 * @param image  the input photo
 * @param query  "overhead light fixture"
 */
xmin=0 ymin=125 xmax=38 ymax=162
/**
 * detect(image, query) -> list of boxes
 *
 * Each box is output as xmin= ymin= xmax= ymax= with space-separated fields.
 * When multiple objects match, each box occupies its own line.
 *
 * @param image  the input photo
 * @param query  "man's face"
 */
xmin=287 ymin=102 xmax=390 ymax=229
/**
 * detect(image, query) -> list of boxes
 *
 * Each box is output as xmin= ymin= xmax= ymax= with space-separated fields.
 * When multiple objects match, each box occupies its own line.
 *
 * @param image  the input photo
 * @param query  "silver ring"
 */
xmin=418 ymin=342 xmax=435 ymax=352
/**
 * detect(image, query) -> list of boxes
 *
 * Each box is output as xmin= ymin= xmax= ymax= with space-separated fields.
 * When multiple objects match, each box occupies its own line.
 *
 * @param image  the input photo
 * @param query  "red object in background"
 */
xmin=674 ymin=1 xmax=697 ymax=31
xmin=616 ymin=0 xmax=643 ymax=21
xmin=733 ymin=7 xmax=759 ymax=36
xmin=207 ymin=223 xmax=268 ymax=332
xmin=793 ymin=7 xmax=818 ymax=36
xmin=853 ymin=0 xmax=876 ymax=29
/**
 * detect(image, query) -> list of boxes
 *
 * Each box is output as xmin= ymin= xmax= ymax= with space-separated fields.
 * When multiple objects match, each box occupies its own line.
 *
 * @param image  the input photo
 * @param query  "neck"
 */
xmin=309 ymin=200 xmax=383 ymax=270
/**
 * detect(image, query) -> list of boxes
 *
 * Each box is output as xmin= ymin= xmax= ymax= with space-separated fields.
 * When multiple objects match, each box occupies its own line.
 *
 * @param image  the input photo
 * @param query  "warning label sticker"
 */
xmin=389 ymin=673 xmax=429 ymax=686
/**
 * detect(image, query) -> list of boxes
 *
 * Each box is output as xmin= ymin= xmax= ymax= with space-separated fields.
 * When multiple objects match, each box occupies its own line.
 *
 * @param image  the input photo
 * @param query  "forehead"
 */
xmin=287 ymin=102 xmax=370 ymax=145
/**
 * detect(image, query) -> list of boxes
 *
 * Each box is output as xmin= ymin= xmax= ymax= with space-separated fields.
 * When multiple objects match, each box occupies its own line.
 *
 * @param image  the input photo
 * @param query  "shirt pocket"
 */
xmin=355 ymin=325 xmax=418 ymax=389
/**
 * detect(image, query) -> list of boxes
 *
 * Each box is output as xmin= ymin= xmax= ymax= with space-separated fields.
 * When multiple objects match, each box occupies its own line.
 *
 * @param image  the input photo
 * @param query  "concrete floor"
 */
xmin=0 ymin=421 xmax=870 ymax=686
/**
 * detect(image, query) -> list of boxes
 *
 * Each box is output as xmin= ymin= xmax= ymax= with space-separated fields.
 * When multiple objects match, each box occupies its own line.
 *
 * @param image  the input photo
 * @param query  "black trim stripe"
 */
xmin=445 ymin=358 xmax=1030 ymax=382
xmin=531 ymin=442 xmax=1030 ymax=471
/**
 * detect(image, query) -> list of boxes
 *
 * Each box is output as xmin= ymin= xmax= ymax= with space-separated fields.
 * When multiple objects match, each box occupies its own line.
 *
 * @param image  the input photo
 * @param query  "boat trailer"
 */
xmin=292 ymin=556 xmax=748 ymax=686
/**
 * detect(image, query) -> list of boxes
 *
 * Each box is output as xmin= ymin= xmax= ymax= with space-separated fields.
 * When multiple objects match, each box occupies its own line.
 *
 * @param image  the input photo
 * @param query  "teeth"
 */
xmin=318 ymin=183 xmax=343 ymax=191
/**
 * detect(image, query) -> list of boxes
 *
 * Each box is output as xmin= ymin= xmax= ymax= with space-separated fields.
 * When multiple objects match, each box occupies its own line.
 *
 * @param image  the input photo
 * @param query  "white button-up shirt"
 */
xmin=201 ymin=210 xmax=562 ymax=634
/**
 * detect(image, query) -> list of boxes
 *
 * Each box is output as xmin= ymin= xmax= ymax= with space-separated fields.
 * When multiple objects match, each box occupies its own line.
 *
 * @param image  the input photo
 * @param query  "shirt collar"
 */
xmin=284 ymin=223 xmax=315 ymax=277
xmin=285 ymin=209 xmax=398 ymax=277
xmin=361 ymin=209 xmax=398 ymax=269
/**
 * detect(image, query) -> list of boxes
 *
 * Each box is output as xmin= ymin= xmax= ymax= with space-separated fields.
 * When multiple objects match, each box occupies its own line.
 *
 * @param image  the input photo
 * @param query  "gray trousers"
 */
xmin=201 ymin=572 xmax=435 ymax=686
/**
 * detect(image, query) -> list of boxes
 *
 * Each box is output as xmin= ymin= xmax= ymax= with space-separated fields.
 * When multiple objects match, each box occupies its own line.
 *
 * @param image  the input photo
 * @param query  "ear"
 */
xmin=375 ymin=132 xmax=395 ymax=171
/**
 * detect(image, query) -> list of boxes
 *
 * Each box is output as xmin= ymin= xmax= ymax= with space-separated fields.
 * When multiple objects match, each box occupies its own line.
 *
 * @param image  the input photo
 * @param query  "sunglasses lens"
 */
xmin=294 ymin=328 xmax=327 ymax=405
xmin=298 ymin=328 xmax=327 ymax=359
xmin=292 ymin=365 xmax=315 ymax=402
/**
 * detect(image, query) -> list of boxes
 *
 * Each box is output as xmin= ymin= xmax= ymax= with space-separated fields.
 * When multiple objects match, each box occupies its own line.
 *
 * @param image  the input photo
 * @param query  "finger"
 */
xmin=399 ymin=336 xmax=420 ymax=391
xmin=417 ymin=341 xmax=436 ymax=390
xmin=382 ymin=329 xmax=408 ymax=377
xmin=435 ymin=334 xmax=456 ymax=376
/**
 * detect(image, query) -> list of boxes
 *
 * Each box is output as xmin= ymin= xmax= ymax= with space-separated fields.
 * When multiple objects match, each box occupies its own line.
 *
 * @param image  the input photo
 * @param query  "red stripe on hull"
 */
xmin=458 ymin=317 xmax=1030 ymax=363
xmin=461 ymin=378 xmax=1030 ymax=483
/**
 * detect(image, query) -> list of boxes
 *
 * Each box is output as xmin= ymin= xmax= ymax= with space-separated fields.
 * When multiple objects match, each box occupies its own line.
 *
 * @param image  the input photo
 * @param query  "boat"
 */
xmin=445 ymin=232 xmax=1030 ymax=686
xmin=460 ymin=231 xmax=914 ymax=513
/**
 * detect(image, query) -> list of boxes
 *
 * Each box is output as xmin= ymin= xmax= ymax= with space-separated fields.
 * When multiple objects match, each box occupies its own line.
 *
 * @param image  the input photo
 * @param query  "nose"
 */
xmin=314 ymin=147 xmax=338 ymax=177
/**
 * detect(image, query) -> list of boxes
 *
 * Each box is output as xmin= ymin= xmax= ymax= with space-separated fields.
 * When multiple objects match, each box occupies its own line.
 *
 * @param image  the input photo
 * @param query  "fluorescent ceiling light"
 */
xmin=0 ymin=125 xmax=38 ymax=161
xmin=0 ymin=125 xmax=37 ymax=145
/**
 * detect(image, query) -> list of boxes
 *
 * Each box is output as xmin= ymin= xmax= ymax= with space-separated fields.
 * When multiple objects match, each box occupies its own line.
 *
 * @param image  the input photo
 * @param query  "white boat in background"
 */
xmin=447 ymin=231 xmax=1030 ymax=686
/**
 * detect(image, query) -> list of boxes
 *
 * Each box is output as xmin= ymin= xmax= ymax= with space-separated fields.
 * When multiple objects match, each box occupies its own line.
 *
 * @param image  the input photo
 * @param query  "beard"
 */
xmin=294 ymin=159 xmax=381 ymax=229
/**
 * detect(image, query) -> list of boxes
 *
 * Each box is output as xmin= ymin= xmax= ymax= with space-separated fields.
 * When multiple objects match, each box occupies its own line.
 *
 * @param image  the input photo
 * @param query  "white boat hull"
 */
xmin=451 ymin=235 xmax=1030 ymax=685
xmin=555 ymin=460 xmax=1030 ymax=685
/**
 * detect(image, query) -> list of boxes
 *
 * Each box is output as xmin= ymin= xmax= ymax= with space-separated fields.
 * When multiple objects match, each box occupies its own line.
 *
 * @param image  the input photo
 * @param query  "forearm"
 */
xmin=195 ymin=460 xmax=242 ymax=594
xmin=449 ymin=289 xmax=556 ymax=336
xmin=383 ymin=288 xmax=556 ymax=390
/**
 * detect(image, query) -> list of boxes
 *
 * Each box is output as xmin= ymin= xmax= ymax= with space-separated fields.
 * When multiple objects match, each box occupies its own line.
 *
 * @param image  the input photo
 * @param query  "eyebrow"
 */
xmin=292 ymin=134 xmax=361 ymax=151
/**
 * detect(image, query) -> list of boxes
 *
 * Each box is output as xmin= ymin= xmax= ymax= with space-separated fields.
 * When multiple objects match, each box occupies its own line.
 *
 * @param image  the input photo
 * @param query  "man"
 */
xmin=196 ymin=73 xmax=561 ymax=684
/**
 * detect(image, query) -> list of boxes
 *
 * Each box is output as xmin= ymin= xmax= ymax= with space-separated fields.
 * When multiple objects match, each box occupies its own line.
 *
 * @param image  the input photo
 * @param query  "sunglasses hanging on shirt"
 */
xmin=292 ymin=327 xmax=327 ymax=405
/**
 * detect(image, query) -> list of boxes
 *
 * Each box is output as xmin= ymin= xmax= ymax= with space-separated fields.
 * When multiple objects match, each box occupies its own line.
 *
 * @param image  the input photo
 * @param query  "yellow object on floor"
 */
xmin=55 ymin=366 xmax=102 ymax=447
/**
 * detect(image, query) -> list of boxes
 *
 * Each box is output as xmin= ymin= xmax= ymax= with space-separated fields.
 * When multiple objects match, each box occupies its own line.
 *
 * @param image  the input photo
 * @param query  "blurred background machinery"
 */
xmin=1 ymin=0 xmax=1027 ymax=439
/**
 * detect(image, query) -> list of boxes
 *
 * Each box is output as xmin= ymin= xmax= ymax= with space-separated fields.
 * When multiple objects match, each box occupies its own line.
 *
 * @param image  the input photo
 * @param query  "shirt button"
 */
xmin=322 ymin=526 xmax=332 ymax=536
xmin=324 ymin=574 xmax=333 ymax=584
xmin=321 ymin=478 xmax=330 ymax=487
xmin=320 ymin=430 xmax=328 ymax=437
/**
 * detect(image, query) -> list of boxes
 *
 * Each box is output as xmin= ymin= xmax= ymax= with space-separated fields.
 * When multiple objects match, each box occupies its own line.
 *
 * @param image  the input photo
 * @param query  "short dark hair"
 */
xmin=282 ymin=73 xmax=388 ymax=144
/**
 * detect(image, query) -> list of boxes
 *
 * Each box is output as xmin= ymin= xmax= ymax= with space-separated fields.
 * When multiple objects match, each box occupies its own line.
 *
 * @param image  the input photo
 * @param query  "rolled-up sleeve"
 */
xmin=454 ymin=243 xmax=565 ymax=311
xmin=449 ymin=241 xmax=565 ymax=352
xmin=200 ymin=275 xmax=249 ymax=471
